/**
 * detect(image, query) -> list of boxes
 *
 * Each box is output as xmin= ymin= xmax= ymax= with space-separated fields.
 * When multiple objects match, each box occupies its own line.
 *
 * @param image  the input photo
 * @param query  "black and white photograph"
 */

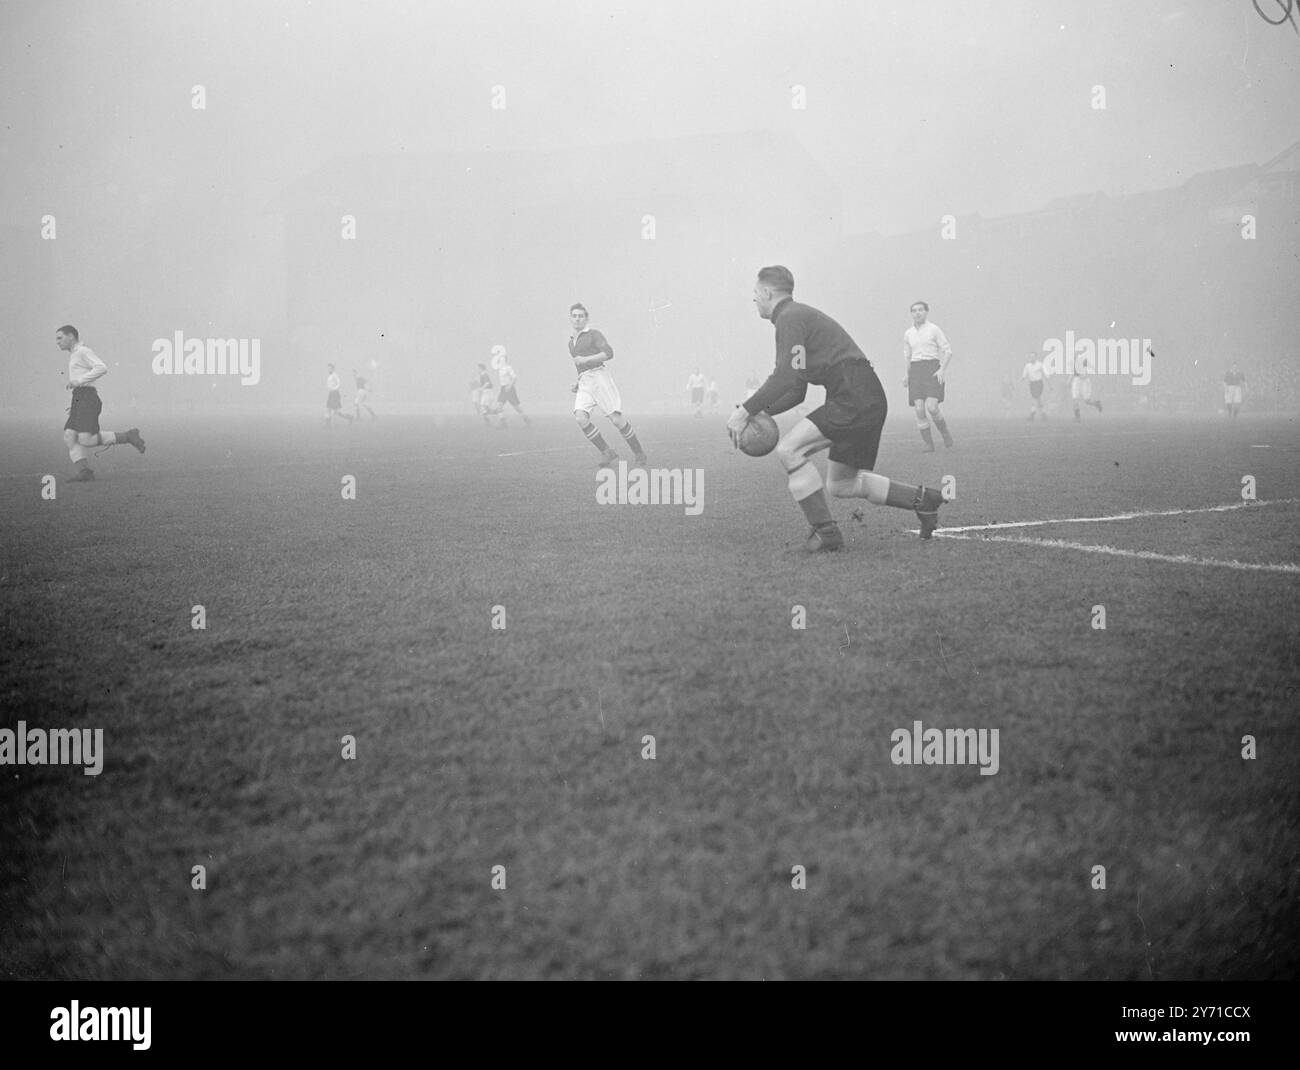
xmin=1 ymin=0 xmax=1297 ymax=1018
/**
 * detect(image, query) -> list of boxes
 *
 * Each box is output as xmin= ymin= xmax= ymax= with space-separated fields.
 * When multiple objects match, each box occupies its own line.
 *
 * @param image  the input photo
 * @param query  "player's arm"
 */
xmin=744 ymin=319 xmax=807 ymax=416
xmin=75 ymin=351 xmax=107 ymax=386
xmin=903 ymin=334 xmax=912 ymax=386
xmin=935 ymin=327 xmax=953 ymax=377
xmin=572 ymin=331 xmax=613 ymax=372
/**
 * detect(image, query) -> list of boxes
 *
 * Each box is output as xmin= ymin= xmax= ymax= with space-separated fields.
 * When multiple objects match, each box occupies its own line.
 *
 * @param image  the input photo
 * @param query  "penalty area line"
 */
xmin=935 ymin=532 xmax=1300 ymax=574
xmin=936 ymin=498 xmax=1299 ymax=535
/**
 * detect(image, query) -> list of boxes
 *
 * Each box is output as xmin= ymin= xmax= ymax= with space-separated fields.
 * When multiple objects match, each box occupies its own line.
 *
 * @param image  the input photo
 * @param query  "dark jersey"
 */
xmin=354 ymin=376 xmax=367 ymax=390
xmin=1224 ymin=371 xmax=1246 ymax=386
xmin=568 ymin=328 xmax=613 ymax=362
xmin=744 ymin=297 xmax=873 ymax=416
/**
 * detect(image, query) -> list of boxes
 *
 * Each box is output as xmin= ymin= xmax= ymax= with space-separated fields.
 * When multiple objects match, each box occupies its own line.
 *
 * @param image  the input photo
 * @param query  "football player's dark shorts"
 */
xmin=499 ymin=385 xmax=520 ymax=407
xmin=908 ymin=358 xmax=944 ymax=404
xmin=326 ymin=389 xmax=343 ymax=410
xmin=691 ymin=388 xmax=704 ymax=405
xmin=808 ymin=358 xmax=888 ymax=471
xmin=1029 ymin=380 xmax=1043 ymax=399
xmin=64 ymin=386 xmax=102 ymax=433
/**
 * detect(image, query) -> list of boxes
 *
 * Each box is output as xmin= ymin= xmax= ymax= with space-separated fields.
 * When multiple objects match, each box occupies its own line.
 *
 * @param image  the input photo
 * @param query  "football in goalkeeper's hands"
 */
xmin=736 ymin=412 xmax=779 ymax=456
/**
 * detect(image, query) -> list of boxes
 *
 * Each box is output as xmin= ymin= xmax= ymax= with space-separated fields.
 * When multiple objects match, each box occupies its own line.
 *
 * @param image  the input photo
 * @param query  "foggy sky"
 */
xmin=1 ymin=0 xmax=1298 ymax=413
xmin=3 ymin=0 xmax=1297 ymax=235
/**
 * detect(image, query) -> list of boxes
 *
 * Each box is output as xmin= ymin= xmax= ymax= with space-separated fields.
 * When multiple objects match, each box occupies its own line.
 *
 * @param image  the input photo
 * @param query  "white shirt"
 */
xmin=68 ymin=343 xmax=108 ymax=387
xmin=687 ymin=373 xmax=706 ymax=390
xmin=498 ymin=363 xmax=516 ymax=388
xmin=904 ymin=322 xmax=952 ymax=362
xmin=326 ymin=372 xmax=341 ymax=391
xmin=1022 ymin=361 xmax=1046 ymax=382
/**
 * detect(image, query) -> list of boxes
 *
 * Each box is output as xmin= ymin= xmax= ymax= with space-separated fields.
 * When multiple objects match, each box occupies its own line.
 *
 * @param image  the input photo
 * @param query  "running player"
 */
xmin=1070 ymin=369 xmax=1103 ymax=420
xmin=325 ymin=364 xmax=354 ymax=426
xmin=1022 ymin=353 xmax=1048 ymax=421
xmin=706 ymin=377 xmax=720 ymax=414
xmin=352 ymin=369 xmax=377 ymax=420
xmin=56 ymin=325 xmax=145 ymax=482
xmin=1223 ymin=364 xmax=1246 ymax=418
xmin=686 ymin=368 xmax=706 ymax=417
xmin=496 ymin=357 xmax=531 ymax=425
xmin=903 ymin=302 xmax=954 ymax=452
xmin=569 ymin=303 xmax=647 ymax=468
xmin=473 ymin=363 xmax=506 ymax=428
xmin=727 ymin=266 xmax=946 ymax=551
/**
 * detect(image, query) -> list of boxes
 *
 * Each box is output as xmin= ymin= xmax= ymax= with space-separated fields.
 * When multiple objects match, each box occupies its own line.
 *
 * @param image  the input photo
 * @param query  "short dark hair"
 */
xmin=910 ymin=301 xmax=929 ymax=312
xmin=757 ymin=266 xmax=794 ymax=293
xmin=569 ymin=303 xmax=588 ymax=315
xmin=57 ymin=324 xmax=79 ymax=339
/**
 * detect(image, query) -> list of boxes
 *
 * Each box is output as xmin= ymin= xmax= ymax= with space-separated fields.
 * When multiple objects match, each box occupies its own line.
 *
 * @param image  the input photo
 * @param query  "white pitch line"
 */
xmin=496 ymin=445 xmax=590 ymax=458
xmin=937 ymin=532 xmax=1300 ymax=574
xmin=937 ymin=498 xmax=1298 ymax=534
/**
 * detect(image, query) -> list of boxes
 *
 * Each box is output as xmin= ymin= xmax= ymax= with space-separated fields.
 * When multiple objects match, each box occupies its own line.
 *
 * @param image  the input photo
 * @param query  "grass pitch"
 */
xmin=1 ymin=410 xmax=1297 ymax=979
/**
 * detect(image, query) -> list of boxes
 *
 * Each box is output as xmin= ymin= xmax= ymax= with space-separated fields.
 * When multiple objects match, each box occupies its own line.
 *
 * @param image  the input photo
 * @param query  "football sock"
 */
xmin=931 ymin=413 xmax=949 ymax=437
xmin=73 ymin=457 xmax=91 ymax=470
xmin=580 ymin=422 xmax=610 ymax=452
xmin=615 ymin=422 xmax=644 ymax=455
xmin=884 ymin=479 xmax=935 ymax=511
xmin=919 ymin=425 xmax=935 ymax=448
xmin=796 ymin=488 xmax=834 ymax=529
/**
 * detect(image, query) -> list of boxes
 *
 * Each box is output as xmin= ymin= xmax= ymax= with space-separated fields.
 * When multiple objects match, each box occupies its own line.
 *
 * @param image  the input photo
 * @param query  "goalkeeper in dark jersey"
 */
xmin=727 ymin=266 xmax=947 ymax=552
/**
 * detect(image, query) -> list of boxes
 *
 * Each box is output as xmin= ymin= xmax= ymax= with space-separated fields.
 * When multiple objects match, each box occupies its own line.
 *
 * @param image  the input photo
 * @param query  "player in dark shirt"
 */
xmin=727 ymin=266 xmax=946 ymax=551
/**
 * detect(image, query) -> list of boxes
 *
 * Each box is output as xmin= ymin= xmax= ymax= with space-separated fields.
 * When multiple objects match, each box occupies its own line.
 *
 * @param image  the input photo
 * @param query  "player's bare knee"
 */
xmin=574 ymin=409 xmax=592 ymax=426
xmin=77 ymin=432 xmax=98 ymax=446
xmin=62 ymin=429 xmax=77 ymax=448
xmin=925 ymin=399 xmax=940 ymax=415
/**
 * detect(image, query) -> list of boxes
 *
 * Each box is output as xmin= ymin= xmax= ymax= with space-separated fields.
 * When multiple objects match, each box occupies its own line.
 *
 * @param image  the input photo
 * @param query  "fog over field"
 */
xmin=1 ymin=1 xmax=1297 ymax=415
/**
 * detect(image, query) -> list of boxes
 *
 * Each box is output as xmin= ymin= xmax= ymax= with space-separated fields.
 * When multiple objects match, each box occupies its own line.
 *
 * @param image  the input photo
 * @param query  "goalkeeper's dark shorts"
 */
xmin=64 ymin=386 xmax=102 ymax=433
xmin=807 ymin=358 xmax=888 ymax=472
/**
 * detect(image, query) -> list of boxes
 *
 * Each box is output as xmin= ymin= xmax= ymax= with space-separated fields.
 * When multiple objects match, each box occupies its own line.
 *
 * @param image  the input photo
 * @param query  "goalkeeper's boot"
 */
xmin=124 ymin=428 xmax=146 ymax=453
xmin=597 ymin=448 xmax=619 ymax=469
xmin=67 ymin=465 xmax=95 ymax=482
xmin=914 ymin=485 xmax=945 ymax=540
xmin=803 ymin=522 xmax=844 ymax=553
xmin=633 ymin=452 xmax=648 ymax=467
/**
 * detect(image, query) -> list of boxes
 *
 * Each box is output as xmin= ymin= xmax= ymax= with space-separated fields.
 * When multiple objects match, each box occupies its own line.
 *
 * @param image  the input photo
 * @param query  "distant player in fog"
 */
xmin=56 ymin=325 xmax=146 ymax=482
xmin=687 ymin=368 xmax=706 ymax=417
xmin=352 ymin=369 xmax=377 ymax=420
xmin=1223 ymin=364 xmax=1246 ymax=417
xmin=568 ymin=303 xmax=647 ymax=468
xmin=903 ymin=302 xmax=954 ymax=452
xmin=325 ymin=363 xmax=354 ymax=427
xmin=495 ymin=357 xmax=531 ymax=425
xmin=1022 ymin=354 xmax=1048 ymax=421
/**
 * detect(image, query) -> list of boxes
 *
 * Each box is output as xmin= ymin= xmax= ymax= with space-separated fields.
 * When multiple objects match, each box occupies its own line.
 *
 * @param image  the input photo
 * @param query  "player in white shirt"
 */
xmin=325 ymin=364 xmax=354 ymax=427
xmin=686 ymin=369 xmax=706 ymax=417
xmin=1022 ymin=354 xmax=1049 ymax=421
xmin=55 ymin=325 xmax=145 ymax=482
xmin=706 ymin=377 xmax=720 ymax=413
xmin=495 ymin=358 xmax=530 ymax=425
xmin=902 ymin=302 xmax=954 ymax=452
